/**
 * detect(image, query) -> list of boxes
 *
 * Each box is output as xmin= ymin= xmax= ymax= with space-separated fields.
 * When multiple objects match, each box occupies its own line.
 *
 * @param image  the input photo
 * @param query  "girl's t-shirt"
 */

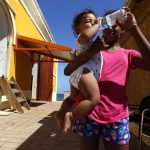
xmin=74 ymin=48 xmax=140 ymax=124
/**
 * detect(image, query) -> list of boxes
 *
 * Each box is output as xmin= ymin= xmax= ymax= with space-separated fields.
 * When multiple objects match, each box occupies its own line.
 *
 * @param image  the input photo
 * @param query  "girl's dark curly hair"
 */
xmin=72 ymin=8 xmax=97 ymax=37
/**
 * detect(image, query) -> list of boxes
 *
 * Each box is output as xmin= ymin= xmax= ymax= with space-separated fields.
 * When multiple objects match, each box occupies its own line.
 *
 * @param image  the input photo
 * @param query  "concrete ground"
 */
xmin=0 ymin=101 xmax=149 ymax=150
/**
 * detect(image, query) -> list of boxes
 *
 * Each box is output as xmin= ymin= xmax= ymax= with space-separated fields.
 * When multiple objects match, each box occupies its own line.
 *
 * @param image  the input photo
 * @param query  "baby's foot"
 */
xmin=55 ymin=112 xmax=64 ymax=129
xmin=63 ymin=112 xmax=73 ymax=134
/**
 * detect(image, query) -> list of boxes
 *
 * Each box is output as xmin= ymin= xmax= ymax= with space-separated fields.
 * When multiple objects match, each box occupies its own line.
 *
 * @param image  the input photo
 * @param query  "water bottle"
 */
xmin=99 ymin=9 xmax=127 ymax=29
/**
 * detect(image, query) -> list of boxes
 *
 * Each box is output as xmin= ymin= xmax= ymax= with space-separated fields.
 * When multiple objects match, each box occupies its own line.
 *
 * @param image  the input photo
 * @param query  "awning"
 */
xmin=14 ymin=35 xmax=73 ymax=62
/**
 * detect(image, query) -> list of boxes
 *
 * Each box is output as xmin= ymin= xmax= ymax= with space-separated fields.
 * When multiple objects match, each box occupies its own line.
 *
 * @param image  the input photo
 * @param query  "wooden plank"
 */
xmin=16 ymin=35 xmax=71 ymax=51
xmin=0 ymin=76 xmax=24 ymax=113
xmin=17 ymin=97 xmax=25 ymax=103
xmin=10 ymin=77 xmax=30 ymax=110
xmin=8 ymin=80 xmax=15 ymax=86
xmin=12 ymin=89 xmax=20 ymax=94
xmin=14 ymin=35 xmax=73 ymax=62
xmin=0 ymin=76 xmax=31 ymax=113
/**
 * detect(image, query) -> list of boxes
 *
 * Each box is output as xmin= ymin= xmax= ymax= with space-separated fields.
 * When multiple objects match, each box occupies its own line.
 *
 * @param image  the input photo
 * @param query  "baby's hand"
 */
xmin=95 ymin=18 xmax=101 ymax=26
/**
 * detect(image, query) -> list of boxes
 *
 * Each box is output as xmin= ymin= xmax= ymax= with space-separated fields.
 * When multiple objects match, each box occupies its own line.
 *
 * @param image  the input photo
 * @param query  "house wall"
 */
xmin=7 ymin=0 xmax=58 ymax=101
xmin=8 ymin=0 xmax=44 ymax=99
xmin=122 ymin=0 xmax=150 ymax=105
xmin=8 ymin=0 xmax=44 ymax=40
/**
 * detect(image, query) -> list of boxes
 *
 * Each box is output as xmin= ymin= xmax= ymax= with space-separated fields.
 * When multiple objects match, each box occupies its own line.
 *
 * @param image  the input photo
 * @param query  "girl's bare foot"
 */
xmin=63 ymin=112 xmax=73 ymax=133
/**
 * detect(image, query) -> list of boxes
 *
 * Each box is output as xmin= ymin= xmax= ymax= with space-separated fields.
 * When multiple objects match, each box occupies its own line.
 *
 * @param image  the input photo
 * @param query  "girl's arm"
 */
xmin=118 ymin=11 xmax=150 ymax=70
xmin=129 ymin=25 xmax=150 ymax=70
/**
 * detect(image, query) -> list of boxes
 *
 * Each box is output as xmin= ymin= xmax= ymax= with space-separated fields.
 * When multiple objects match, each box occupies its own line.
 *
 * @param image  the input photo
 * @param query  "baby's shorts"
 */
xmin=73 ymin=117 xmax=130 ymax=145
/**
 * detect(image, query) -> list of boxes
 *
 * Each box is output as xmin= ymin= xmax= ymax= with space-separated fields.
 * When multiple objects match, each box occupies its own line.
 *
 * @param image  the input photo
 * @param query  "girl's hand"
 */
xmin=116 ymin=7 xmax=138 ymax=31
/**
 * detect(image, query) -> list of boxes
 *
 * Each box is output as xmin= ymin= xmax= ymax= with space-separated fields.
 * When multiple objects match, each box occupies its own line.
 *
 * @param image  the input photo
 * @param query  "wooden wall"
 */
xmin=122 ymin=0 xmax=150 ymax=105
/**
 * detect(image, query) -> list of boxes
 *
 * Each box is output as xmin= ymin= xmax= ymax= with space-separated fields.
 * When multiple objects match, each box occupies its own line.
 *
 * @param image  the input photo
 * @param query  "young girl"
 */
xmin=56 ymin=8 xmax=108 ymax=133
xmin=64 ymin=8 xmax=150 ymax=150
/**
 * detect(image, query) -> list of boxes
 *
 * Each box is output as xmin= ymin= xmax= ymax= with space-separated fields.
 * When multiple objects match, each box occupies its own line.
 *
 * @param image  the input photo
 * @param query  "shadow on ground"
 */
xmin=16 ymin=111 xmax=80 ymax=150
xmin=28 ymin=101 xmax=47 ymax=107
xmin=16 ymin=111 xmax=149 ymax=150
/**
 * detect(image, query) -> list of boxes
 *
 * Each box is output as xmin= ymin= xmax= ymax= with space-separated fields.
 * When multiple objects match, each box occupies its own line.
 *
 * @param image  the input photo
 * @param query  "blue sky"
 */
xmin=37 ymin=0 xmax=124 ymax=94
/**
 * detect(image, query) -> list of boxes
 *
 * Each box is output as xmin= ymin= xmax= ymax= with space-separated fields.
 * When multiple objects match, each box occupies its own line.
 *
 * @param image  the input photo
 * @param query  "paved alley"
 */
xmin=0 ymin=101 xmax=149 ymax=150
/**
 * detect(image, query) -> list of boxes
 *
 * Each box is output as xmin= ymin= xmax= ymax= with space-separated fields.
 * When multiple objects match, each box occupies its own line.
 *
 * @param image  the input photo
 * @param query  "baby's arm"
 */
xmin=64 ymin=36 xmax=109 ymax=76
xmin=78 ymin=18 xmax=100 ymax=45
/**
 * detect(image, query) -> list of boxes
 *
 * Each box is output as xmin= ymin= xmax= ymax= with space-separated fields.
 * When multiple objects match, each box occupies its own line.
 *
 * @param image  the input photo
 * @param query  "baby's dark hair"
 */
xmin=72 ymin=8 xmax=97 ymax=37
